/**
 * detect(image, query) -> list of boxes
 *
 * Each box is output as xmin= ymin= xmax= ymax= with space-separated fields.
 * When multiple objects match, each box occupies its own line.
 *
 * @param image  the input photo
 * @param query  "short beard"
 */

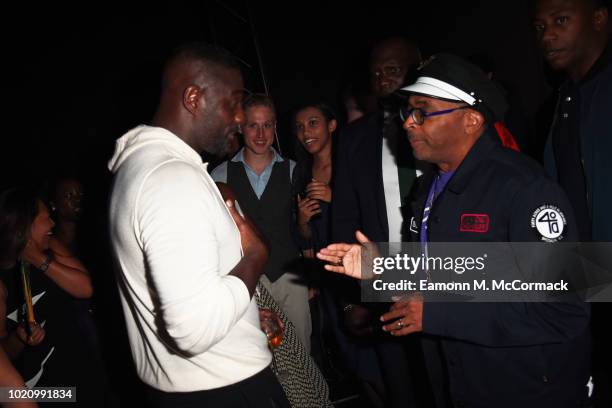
xmin=203 ymin=132 xmax=233 ymax=158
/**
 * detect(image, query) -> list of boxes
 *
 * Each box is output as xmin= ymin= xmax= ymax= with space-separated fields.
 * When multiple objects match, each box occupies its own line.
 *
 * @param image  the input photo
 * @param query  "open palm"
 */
xmin=317 ymin=231 xmax=374 ymax=280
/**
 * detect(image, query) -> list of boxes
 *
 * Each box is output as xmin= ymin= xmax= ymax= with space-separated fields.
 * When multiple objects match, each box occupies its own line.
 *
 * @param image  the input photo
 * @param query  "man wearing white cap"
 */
xmin=319 ymin=53 xmax=590 ymax=408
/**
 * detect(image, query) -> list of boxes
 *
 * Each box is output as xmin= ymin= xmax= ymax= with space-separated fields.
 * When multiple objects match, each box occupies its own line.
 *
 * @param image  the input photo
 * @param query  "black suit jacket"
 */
xmin=332 ymin=111 xmax=415 ymax=244
xmin=330 ymin=111 xmax=417 ymax=307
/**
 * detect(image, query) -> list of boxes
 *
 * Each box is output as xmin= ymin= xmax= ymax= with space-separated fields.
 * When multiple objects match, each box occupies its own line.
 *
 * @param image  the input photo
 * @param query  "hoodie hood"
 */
xmin=108 ymin=125 xmax=203 ymax=174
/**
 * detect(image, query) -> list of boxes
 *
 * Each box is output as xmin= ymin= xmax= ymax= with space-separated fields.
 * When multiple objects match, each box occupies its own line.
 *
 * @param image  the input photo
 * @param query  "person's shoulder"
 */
xmin=487 ymin=145 xmax=549 ymax=185
xmin=486 ymin=145 xmax=572 ymax=215
xmin=150 ymin=157 xmax=202 ymax=177
xmin=210 ymin=159 xmax=230 ymax=172
xmin=474 ymin=142 xmax=571 ymax=209
xmin=142 ymin=159 xmax=207 ymax=194
xmin=136 ymin=160 xmax=219 ymax=216
xmin=341 ymin=112 xmax=380 ymax=137
xmin=593 ymin=61 xmax=612 ymax=95
xmin=337 ymin=112 xmax=382 ymax=155
xmin=210 ymin=160 xmax=229 ymax=182
xmin=113 ymin=141 xmax=191 ymax=185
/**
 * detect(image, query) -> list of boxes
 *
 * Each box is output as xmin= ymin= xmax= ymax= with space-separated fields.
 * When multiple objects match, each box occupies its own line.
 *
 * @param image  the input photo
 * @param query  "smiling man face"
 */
xmin=370 ymin=37 xmax=421 ymax=97
xmin=243 ymin=104 xmax=276 ymax=157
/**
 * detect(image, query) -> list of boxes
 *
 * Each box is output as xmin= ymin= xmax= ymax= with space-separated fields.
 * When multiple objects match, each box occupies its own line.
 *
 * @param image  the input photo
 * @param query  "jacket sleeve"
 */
xmin=423 ymin=176 xmax=590 ymax=347
xmin=210 ymin=161 xmax=228 ymax=183
xmin=136 ymin=160 xmax=251 ymax=356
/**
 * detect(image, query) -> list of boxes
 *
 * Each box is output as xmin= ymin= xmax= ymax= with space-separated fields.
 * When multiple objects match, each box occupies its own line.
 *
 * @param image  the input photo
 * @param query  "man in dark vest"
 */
xmin=212 ymin=94 xmax=310 ymax=351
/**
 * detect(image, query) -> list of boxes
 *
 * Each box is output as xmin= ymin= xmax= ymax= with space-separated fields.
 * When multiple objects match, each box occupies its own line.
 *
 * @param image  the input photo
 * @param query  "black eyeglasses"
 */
xmin=399 ymin=105 xmax=471 ymax=125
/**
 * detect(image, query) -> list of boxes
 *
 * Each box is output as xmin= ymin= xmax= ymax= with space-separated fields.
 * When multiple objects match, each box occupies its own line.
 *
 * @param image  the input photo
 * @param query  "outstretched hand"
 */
xmin=316 ymin=230 xmax=373 ymax=280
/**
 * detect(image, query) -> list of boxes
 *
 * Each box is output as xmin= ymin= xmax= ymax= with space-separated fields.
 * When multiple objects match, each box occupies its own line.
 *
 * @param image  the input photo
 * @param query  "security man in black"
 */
xmin=319 ymin=53 xmax=591 ymax=408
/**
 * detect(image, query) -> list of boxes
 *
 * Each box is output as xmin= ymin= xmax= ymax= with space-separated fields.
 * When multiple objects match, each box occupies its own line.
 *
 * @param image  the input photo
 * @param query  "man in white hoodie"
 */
xmin=107 ymin=43 xmax=289 ymax=407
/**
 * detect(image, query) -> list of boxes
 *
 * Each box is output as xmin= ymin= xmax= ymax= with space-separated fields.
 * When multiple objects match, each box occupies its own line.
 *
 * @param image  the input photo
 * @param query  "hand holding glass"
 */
xmin=259 ymin=309 xmax=284 ymax=348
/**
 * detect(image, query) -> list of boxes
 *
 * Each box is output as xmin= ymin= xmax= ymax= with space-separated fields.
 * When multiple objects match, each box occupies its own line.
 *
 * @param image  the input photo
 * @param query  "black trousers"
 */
xmin=144 ymin=367 xmax=290 ymax=408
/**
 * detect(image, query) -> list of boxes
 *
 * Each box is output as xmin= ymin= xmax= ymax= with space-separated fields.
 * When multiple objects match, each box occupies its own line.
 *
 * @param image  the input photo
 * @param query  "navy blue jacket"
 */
xmin=410 ymin=129 xmax=590 ymax=408
xmin=544 ymin=42 xmax=612 ymax=242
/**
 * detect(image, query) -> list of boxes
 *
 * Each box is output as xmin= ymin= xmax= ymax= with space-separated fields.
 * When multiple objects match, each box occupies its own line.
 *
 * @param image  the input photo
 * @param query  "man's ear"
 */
xmin=464 ymin=109 xmax=485 ymax=135
xmin=183 ymin=85 xmax=204 ymax=115
xmin=328 ymin=118 xmax=337 ymax=133
xmin=593 ymin=7 xmax=608 ymax=32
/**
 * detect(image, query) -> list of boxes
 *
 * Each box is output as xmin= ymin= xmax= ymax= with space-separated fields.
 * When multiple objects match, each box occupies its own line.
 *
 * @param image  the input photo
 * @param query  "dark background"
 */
xmin=2 ymin=0 xmax=556 ymax=186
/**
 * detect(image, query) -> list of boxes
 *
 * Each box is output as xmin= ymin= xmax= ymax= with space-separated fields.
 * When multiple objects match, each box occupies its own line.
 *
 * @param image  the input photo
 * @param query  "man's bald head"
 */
xmin=370 ymin=37 xmax=422 ymax=97
xmin=371 ymin=37 xmax=422 ymax=64
xmin=160 ymin=42 xmax=242 ymax=104
xmin=152 ymin=42 xmax=245 ymax=156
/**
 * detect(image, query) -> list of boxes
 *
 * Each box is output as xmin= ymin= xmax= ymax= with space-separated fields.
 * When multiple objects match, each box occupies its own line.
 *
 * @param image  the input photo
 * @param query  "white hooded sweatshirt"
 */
xmin=107 ymin=125 xmax=271 ymax=392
